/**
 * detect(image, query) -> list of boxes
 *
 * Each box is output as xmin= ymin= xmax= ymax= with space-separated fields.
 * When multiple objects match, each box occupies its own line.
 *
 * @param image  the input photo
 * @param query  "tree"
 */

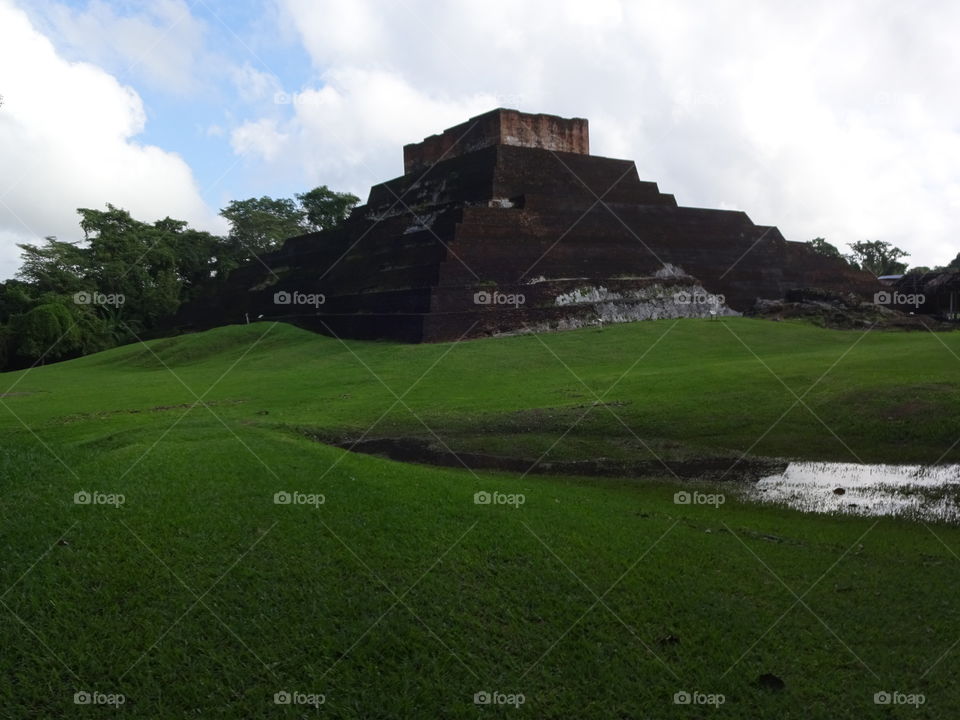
xmin=1 ymin=183 xmax=358 ymax=368
xmin=153 ymin=218 xmax=222 ymax=302
xmin=79 ymin=205 xmax=182 ymax=335
xmin=0 ymin=324 xmax=10 ymax=370
xmin=946 ymin=252 xmax=960 ymax=270
xmin=296 ymin=185 xmax=360 ymax=232
xmin=807 ymin=237 xmax=844 ymax=260
xmin=16 ymin=237 xmax=87 ymax=295
xmin=0 ymin=279 xmax=37 ymax=323
xmin=219 ymin=187 xmax=360 ymax=264
xmin=845 ymin=240 xmax=909 ymax=276
xmin=13 ymin=302 xmax=81 ymax=363
xmin=10 ymin=205 xmax=216 ymax=362
xmin=219 ymin=196 xmax=306 ymax=256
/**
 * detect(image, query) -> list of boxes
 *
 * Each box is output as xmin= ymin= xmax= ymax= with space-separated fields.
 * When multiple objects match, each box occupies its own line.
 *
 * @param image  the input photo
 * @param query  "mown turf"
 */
xmin=1 ymin=318 xmax=959 ymax=718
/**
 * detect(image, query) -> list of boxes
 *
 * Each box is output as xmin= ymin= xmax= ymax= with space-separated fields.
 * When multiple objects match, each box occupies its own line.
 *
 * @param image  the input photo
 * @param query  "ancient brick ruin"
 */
xmin=402 ymin=110 xmax=589 ymax=174
xmin=184 ymin=108 xmax=878 ymax=342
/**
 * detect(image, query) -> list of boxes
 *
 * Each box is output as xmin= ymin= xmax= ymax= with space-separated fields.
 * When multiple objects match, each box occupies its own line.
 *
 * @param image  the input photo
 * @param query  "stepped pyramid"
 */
xmin=186 ymin=108 xmax=877 ymax=341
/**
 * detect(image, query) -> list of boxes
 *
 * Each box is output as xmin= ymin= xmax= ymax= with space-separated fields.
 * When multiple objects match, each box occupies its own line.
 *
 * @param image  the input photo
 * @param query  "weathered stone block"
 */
xmin=403 ymin=108 xmax=588 ymax=174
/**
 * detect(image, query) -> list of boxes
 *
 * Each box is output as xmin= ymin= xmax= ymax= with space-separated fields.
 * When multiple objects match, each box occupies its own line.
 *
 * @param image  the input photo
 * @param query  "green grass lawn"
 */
xmin=1 ymin=318 xmax=959 ymax=718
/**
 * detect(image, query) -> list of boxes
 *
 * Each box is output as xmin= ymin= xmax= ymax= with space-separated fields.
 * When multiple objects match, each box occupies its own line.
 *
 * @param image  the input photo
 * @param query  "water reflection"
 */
xmin=743 ymin=462 xmax=960 ymax=523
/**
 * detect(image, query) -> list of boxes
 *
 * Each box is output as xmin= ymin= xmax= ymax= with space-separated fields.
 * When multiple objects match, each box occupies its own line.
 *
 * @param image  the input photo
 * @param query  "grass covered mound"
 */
xmin=5 ymin=317 xmax=960 ymax=465
xmin=1 ymin=318 xmax=959 ymax=718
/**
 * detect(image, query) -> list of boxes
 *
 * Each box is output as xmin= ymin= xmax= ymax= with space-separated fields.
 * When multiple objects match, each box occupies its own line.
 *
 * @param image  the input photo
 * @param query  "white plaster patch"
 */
xmin=655 ymin=263 xmax=690 ymax=279
xmin=403 ymin=211 xmax=438 ymax=233
xmin=528 ymin=281 xmax=740 ymax=335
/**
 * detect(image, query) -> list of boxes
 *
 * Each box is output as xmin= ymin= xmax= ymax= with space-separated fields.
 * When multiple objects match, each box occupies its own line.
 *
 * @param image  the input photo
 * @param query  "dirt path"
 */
xmin=319 ymin=435 xmax=787 ymax=482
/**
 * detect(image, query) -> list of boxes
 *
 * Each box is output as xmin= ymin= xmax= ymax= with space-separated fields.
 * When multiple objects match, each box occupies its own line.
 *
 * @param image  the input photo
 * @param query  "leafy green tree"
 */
xmin=219 ymin=196 xmax=306 ymax=256
xmin=946 ymin=252 xmax=960 ymax=270
xmin=79 ymin=205 xmax=181 ymax=335
xmin=806 ymin=237 xmax=845 ymax=261
xmin=16 ymin=237 xmax=87 ymax=296
xmin=13 ymin=301 xmax=81 ymax=363
xmin=0 ymin=280 xmax=37 ymax=324
xmin=11 ymin=205 xmax=219 ymax=361
xmin=2 ymin=183 xmax=358 ymax=368
xmin=845 ymin=240 xmax=909 ymax=276
xmin=296 ymin=185 xmax=360 ymax=232
xmin=218 ymin=187 xmax=359 ymax=265
xmin=0 ymin=324 xmax=10 ymax=370
xmin=162 ymin=222 xmax=223 ymax=302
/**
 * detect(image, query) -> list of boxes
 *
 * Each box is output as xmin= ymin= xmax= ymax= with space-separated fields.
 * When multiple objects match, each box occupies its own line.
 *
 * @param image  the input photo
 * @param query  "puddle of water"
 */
xmin=742 ymin=462 xmax=960 ymax=523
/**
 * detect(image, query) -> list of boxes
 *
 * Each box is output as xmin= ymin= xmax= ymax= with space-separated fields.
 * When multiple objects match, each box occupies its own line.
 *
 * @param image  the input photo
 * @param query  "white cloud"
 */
xmin=0 ymin=0 xmax=222 ymax=278
xmin=23 ymin=0 xmax=207 ymax=94
xmin=240 ymin=0 xmax=960 ymax=267
xmin=231 ymin=63 xmax=283 ymax=105
xmin=231 ymin=118 xmax=289 ymax=162
xmin=230 ymin=68 xmax=506 ymax=196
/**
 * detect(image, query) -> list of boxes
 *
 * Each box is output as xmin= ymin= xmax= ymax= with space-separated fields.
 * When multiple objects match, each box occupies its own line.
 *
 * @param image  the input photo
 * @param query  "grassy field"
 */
xmin=2 ymin=318 xmax=960 ymax=718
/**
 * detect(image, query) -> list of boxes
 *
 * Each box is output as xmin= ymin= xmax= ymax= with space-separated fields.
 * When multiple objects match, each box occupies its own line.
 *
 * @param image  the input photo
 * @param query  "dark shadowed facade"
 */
xmin=180 ymin=108 xmax=879 ymax=342
xmin=894 ymin=270 xmax=960 ymax=320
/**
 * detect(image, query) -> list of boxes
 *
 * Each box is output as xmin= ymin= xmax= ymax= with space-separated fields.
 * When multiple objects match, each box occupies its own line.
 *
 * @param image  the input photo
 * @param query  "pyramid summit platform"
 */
xmin=183 ymin=108 xmax=878 ymax=341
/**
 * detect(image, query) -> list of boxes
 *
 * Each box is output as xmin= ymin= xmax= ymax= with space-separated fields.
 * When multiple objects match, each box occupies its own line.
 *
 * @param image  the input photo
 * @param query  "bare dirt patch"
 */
xmin=305 ymin=433 xmax=785 ymax=482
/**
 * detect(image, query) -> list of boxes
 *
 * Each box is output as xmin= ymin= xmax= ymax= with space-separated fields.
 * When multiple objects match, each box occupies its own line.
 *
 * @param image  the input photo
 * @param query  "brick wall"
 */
xmin=403 ymin=108 xmax=588 ymax=174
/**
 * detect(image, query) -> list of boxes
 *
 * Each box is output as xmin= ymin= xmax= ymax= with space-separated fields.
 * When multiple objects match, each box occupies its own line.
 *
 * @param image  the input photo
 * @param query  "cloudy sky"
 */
xmin=1 ymin=0 xmax=958 ymax=279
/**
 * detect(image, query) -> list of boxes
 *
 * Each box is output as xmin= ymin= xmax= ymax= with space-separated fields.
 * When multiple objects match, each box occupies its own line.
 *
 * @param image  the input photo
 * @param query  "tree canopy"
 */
xmin=845 ymin=240 xmax=910 ymax=276
xmin=219 ymin=185 xmax=359 ymax=257
xmin=0 ymin=185 xmax=358 ymax=370
xmin=806 ymin=237 xmax=845 ymax=260
xmin=297 ymin=185 xmax=360 ymax=232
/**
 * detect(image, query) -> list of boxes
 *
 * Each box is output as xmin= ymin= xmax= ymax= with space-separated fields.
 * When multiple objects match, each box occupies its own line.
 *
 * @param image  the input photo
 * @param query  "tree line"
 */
xmin=0 ymin=186 xmax=358 ymax=371
xmin=806 ymin=238 xmax=960 ymax=277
